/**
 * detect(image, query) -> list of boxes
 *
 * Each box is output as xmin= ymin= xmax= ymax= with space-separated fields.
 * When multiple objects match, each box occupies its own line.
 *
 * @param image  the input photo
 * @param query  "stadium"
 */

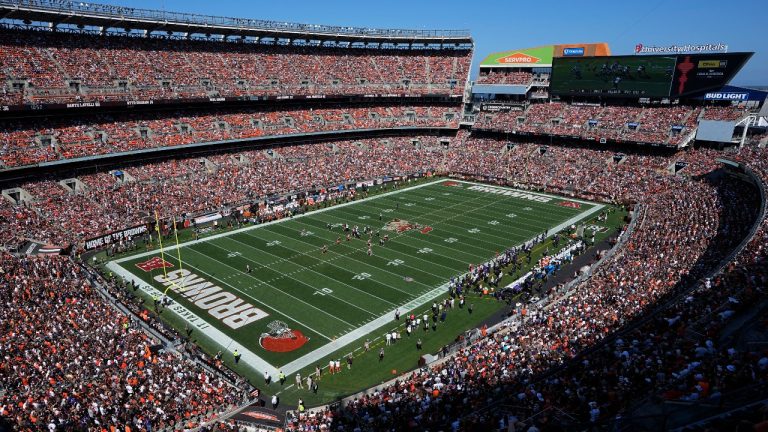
xmin=0 ymin=1 xmax=767 ymax=431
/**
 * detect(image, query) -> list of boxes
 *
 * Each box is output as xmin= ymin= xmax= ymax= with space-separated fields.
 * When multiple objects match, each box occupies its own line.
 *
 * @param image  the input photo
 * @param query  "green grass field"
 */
xmin=107 ymin=178 xmax=609 ymax=403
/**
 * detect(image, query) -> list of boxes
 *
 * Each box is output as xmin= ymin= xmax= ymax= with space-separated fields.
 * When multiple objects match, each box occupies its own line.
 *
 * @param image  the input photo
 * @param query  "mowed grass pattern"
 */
xmin=119 ymin=180 xmax=596 ymax=367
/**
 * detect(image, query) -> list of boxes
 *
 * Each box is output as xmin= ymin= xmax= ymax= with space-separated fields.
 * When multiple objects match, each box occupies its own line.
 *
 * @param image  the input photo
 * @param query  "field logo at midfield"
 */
xmin=384 ymin=219 xmax=432 ymax=234
xmin=136 ymin=256 xmax=174 ymax=272
xmin=559 ymin=201 xmax=581 ymax=209
xmin=259 ymin=320 xmax=309 ymax=352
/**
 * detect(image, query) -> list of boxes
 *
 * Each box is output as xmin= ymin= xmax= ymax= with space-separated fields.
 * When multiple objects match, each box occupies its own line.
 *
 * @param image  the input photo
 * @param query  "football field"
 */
xmin=108 ymin=179 xmax=603 ymax=377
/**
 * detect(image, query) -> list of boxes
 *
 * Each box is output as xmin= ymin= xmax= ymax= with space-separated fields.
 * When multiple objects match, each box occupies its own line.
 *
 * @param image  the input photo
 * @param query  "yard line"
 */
xmin=114 ymin=178 xmax=448 ymax=264
xmin=282 ymin=218 xmax=475 ymax=273
xmin=243 ymin=228 xmax=437 ymax=296
xmin=336 ymin=192 xmax=571 ymax=243
xmin=300 ymin=190 xmax=546 ymax=268
xmin=219 ymin=235 xmax=400 ymax=307
xmin=319 ymin=207 xmax=529 ymax=253
xmin=303 ymin=187 xmax=513 ymax=261
xmin=257 ymin=225 xmax=457 ymax=283
xmin=329 ymin=186 xmax=565 ymax=243
xmin=312 ymin=206 xmax=509 ymax=255
xmin=182 ymin=246 xmax=359 ymax=329
xmin=384 ymin=186 xmax=576 ymax=224
xmin=213 ymin=230 xmax=404 ymax=306
xmin=206 ymin=238 xmax=388 ymax=316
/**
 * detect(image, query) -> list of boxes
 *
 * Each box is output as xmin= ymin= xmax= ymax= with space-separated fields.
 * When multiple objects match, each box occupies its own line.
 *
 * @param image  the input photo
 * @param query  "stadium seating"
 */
xmin=2 ymin=128 xmax=767 ymax=431
xmin=701 ymin=105 xmax=749 ymax=121
xmin=0 ymin=136 xmax=450 ymax=246
xmin=0 ymin=254 xmax=249 ymax=430
xmin=475 ymin=70 xmax=533 ymax=85
xmin=285 ymin=138 xmax=768 ymax=431
xmin=1 ymin=20 xmax=767 ymax=432
xmin=474 ymin=103 xmax=705 ymax=145
xmin=0 ymin=28 xmax=471 ymax=106
xmin=0 ymin=104 xmax=460 ymax=168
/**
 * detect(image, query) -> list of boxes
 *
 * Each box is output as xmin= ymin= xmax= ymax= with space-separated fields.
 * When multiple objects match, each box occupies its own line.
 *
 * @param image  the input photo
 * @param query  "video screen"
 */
xmin=670 ymin=53 xmax=753 ymax=97
xmin=551 ymin=56 xmax=676 ymax=98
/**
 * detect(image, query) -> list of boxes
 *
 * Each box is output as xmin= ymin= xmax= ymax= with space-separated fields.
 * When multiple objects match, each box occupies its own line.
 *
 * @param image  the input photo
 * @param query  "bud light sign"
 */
xmin=563 ymin=47 xmax=585 ymax=57
xmin=704 ymin=92 xmax=748 ymax=100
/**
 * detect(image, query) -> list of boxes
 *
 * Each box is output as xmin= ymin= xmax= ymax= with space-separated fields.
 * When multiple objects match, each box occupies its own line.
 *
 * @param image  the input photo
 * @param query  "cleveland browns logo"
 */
xmin=383 ymin=219 xmax=432 ymax=234
xmin=135 ymin=257 xmax=174 ymax=272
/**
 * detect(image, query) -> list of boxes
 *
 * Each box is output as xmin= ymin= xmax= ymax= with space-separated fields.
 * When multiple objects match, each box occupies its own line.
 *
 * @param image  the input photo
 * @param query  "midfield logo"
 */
xmin=383 ymin=219 xmax=432 ymax=234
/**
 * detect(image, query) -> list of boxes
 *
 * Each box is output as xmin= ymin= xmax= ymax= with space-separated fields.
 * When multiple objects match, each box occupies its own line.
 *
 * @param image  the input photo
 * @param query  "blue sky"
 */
xmin=98 ymin=0 xmax=766 ymax=86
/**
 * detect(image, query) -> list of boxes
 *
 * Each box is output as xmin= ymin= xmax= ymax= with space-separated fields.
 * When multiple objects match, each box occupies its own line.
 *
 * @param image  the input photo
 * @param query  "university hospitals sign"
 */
xmin=635 ymin=43 xmax=728 ymax=54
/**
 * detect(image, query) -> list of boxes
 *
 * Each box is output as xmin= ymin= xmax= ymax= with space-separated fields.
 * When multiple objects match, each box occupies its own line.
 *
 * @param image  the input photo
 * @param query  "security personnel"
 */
xmin=278 ymin=370 xmax=286 ymax=385
xmin=233 ymin=349 xmax=241 ymax=364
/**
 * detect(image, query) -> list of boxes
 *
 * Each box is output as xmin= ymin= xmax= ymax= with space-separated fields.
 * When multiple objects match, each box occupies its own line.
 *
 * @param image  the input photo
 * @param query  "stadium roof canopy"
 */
xmin=0 ymin=0 xmax=473 ymax=46
xmin=480 ymin=43 xmax=610 ymax=68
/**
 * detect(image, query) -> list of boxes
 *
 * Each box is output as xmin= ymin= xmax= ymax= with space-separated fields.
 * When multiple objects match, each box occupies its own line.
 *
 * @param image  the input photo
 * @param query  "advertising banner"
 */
xmin=670 ymin=53 xmax=753 ymax=97
xmin=84 ymin=224 xmax=149 ymax=250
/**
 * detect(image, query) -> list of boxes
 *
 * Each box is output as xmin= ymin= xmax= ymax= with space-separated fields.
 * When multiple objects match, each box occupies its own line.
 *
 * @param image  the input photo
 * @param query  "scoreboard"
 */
xmin=550 ymin=52 xmax=752 ymax=99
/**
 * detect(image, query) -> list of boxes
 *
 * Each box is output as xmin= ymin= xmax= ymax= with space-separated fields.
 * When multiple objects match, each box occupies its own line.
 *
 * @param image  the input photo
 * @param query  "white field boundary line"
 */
xmin=180 ymin=246 xmax=357 ymax=329
xmin=275 ymin=201 xmax=605 ymax=375
xmin=106 ymin=260 xmax=280 ymax=377
xmin=250 ymin=187 xmax=542 ymax=284
xmin=323 ymin=203 xmax=552 ymax=251
xmin=108 ymin=180 xmax=604 ymax=376
xmin=452 ymin=179 xmax=599 ymax=206
xmin=113 ymin=178 xmax=448 ymax=265
xmin=213 ymin=236 xmax=398 ymax=309
xmin=203 ymin=240 xmax=381 ymax=321
xmin=336 ymin=187 xmax=575 ymax=231
xmin=402 ymin=185 xmax=580 ymax=220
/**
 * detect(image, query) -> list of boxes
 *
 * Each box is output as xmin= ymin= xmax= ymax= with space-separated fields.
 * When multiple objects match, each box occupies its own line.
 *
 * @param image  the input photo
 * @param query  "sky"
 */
xmin=95 ymin=0 xmax=767 ymax=86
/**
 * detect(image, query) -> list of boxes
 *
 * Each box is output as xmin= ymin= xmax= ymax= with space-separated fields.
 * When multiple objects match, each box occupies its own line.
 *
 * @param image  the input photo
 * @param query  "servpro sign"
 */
xmin=498 ymin=52 xmax=541 ymax=64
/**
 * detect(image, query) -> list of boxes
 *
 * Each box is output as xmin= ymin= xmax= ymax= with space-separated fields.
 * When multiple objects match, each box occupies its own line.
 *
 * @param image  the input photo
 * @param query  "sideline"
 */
xmin=107 ymin=179 xmax=603 ymax=376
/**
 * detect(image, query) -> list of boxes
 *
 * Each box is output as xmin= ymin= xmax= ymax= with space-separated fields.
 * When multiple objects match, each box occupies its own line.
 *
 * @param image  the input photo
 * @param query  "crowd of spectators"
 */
xmin=0 ymin=104 xmax=459 ymax=167
xmin=701 ymin=106 xmax=749 ymax=121
xmin=2 ymin=126 xmax=767 ymax=431
xmin=0 ymin=135 xmax=451 ymax=248
xmin=0 ymin=27 xmax=471 ymax=106
xmin=0 ymin=99 xmax=749 ymax=170
xmin=282 ymin=137 xmax=768 ymax=431
xmin=473 ymin=103 xmax=744 ymax=146
xmin=0 ymin=254 xmax=249 ymax=431
xmin=0 ymin=104 xmax=460 ymax=168
xmin=475 ymin=70 xmax=532 ymax=85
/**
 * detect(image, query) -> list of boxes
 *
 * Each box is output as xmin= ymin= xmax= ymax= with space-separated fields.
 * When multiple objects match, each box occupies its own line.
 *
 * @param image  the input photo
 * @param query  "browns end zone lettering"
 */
xmin=153 ymin=269 xmax=268 ymax=329
xmin=467 ymin=185 xmax=552 ymax=203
